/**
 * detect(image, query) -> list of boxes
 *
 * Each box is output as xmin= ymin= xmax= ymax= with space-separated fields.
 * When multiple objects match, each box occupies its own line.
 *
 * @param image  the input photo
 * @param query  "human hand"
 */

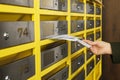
xmin=84 ymin=40 xmax=112 ymax=55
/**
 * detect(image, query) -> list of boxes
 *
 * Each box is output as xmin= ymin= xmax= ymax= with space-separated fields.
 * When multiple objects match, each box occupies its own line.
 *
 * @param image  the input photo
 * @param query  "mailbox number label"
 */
xmin=18 ymin=28 xmax=28 ymax=38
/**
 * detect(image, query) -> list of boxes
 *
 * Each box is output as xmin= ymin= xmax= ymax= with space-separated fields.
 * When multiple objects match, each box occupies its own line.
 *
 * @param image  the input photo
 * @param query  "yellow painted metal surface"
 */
xmin=86 ymin=71 xmax=95 ymax=80
xmin=0 ymin=4 xmax=35 ymax=14
xmin=95 ymin=61 xmax=101 ymax=80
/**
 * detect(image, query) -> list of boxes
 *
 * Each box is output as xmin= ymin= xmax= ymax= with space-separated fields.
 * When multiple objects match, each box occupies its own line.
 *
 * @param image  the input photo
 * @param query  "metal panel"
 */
xmin=86 ymin=50 xmax=93 ymax=60
xmin=40 ymin=21 xmax=67 ymax=39
xmin=0 ymin=55 xmax=35 ymax=80
xmin=71 ymin=57 xmax=78 ymax=73
xmin=77 ymin=20 xmax=84 ymax=31
xmin=71 ymin=20 xmax=84 ymax=33
xmin=40 ymin=0 xmax=67 ymax=11
xmin=86 ymin=20 xmax=94 ymax=29
xmin=86 ymin=33 xmax=94 ymax=41
xmin=48 ymin=67 xmax=68 ymax=80
xmin=58 ymin=0 xmax=67 ymax=11
xmin=96 ymin=55 xmax=100 ymax=64
xmin=96 ymin=20 xmax=101 ymax=27
xmin=87 ymin=59 xmax=94 ymax=75
xmin=0 ymin=21 xmax=34 ymax=48
xmin=71 ymin=0 xmax=84 ymax=13
xmin=0 ymin=0 xmax=33 ymax=7
xmin=86 ymin=3 xmax=94 ymax=14
xmin=96 ymin=7 xmax=101 ymax=15
xmin=41 ymin=43 xmax=68 ymax=70
xmin=72 ymin=69 xmax=85 ymax=80
xmin=77 ymin=53 xmax=85 ymax=68
xmin=96 ymin=31 xmax=101 ymax=40
xmin=71 ymin=53 xmax=85 ymax=73
xmin=71 ymin=41 xmax=83 ymax=54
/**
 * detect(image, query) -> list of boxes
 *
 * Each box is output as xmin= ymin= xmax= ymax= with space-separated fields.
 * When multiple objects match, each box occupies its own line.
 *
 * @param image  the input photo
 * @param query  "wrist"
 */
xmin=106 ymin=43 xmax=112 ymax=55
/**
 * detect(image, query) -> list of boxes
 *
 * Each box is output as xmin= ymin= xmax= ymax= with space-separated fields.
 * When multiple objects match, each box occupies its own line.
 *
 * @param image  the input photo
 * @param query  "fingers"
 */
xmin=83 ymin=40 xmax=93 ymax=45
xmin=91 ymin=46 xmax=97 ymax=53
xmin=83 ymin=40 xmax=97 ymax=46
xmin=90 ymin=47 xmax=100 ymax=55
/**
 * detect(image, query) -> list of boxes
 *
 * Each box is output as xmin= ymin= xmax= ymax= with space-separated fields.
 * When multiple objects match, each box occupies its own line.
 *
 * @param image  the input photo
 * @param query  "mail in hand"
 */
xmin=47 ymin=35 xmax=91 ymax=48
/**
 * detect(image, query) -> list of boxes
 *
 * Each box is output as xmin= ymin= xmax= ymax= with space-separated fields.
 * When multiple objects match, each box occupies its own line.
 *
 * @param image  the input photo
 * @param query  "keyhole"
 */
xmin=78 ymin=62 xmax=81 ymax=65
xmin=90 ymin=52 xmax=93 ymax=55
xmin=90 ymin=23 xmax=92 ymax=26
xmin=77 ymin=44 xmax=80 ymax=47
xmin=5 ymin=75 xmax=11 ymax=80
xmin=98 ymin=58 xmax=100 ymax=61
xmin=56 ymin=55 xmax=58 ymax=58
xmin=3 ymin=32 xmax=9 ymax=40
xmin=77 ymin=5 xmax=80 ymax=9
xmin=90 ymin=66 xmax=92 ymax=70
xmin=55 ymin=2 xmax=57 ymax=6
xmin=77 ymin=25 xmax=80 ymax=28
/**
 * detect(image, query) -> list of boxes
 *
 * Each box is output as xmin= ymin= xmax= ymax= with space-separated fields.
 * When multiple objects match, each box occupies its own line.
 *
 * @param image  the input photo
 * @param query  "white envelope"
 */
xmin=47 ymin=35 xmax=91 ymax=48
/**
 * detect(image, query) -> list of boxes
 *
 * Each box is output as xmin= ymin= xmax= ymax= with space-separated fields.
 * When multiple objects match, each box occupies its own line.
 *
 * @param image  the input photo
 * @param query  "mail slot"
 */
xmin=87 ymin=59 xmax=94 ymax=75
xmin=96 ymin=31 xmax=101 ymax=40
xmin=96 ymin=7 xmax=101 ymax=15
xmin=40 ymin=0 xmax=67 ymax=11
xmin=0 ymin=0 xmax=33 ymax=7
xmin=96 ymin=55 xmax=100 ymax=64
xmin=71 ymin=0 xmax=84 ymax=13
xmin=48 ymin=67 xmax=68 ymax=80
xmin=86 ymin=20 xmax=94 ymax=29
xmin=41 ymin=43 xmax=68 ymax=70
xmin=42 ymin=66 xmax=68 ymax=80
xmin=96 ymin=20 xmax=101 ymax=27
xmin=86 ymin=33 xmax=94 ymax=41
xmin=86 ymin=3 xmax=94 ymax=14
xmin=71 ymin=20 xmax=84 ymax=33
xmin=87 ymin=49 xmax=93 ymax=60
xmin=40 ymin=21 xmax=68 ymax=39
xmin=0 ymin=55 xmax=35 ymax=80
xmin=71 ymin=53 xmax=85 ymax=73
xmin=0 ymin=21 xmax=34 ymax=48
xmin=72 ymin=69 xmax=85 ymax=80
xmin=71 ymin=41 xmax=83 ymax=54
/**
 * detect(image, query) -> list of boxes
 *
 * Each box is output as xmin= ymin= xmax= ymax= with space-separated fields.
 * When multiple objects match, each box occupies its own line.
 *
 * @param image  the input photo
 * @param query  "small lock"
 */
xmin=62 ymin=72 xmax=67 ymax=79
xmin=97 ymin=57 xmax=100 ymax=61
xmin=76 ymin=3 xmax=80 ymax=9
xmin=5 ymin=75 xmax=11 ymax=80
xmin=89 ymin=37 xmax=93 ymax=41
xmin=97 ymin=33 xmax=99 ymax=36
xmin=90 ymin=66 xmax=93 ymax=70
xmin=90 ymin=23 xmax=92 ymax=26
xmin=56 ymin=55 xmax=58 ymax=58
xmin=77 ymin=44 xmax=81 ymax=47
xmin=61 ymin=0 xmax=65 ymax=7
xmin=3 ymin=32 xmax=9 ymax=40
xmin=54 ymin=1 xmax=58 ymax=6
xmin=78 ymin=62 xmax=81 ymax=65
xmin=89 ymin=52 xmax=93 ymax=55
xmin=77 ymin=24 xmax=80 ymax=28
